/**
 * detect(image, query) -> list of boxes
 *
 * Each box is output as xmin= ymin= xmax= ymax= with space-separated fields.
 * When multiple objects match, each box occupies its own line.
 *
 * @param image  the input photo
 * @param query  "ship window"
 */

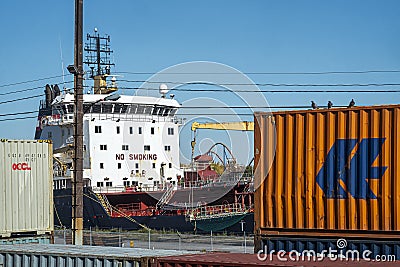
xmin=163 ymin=108 xmax=170 ymax=116
xmin=152 ymin=106 xmax=159 ymax=115
xmin=118 ymin=163 xmax=122 ymax=169
xmin=135 ymin=163 xmax=139 ymax=169
xmin=114 ymin=104 xmax=122 ymax=113
xmin=164 ymin=145 xmax=171 ymax=151
xmin=152 ymin=163 xmax=156 ymax=169
xmin=95 ymin=126 xmax=102 ymax=133
xmin=67 ymin=104 xmax=74 ymax=113
xmin=136 ymin=170 xmax=139 ymax=174
xmin=62 ymin=105 xmax=67 ymax=114
xmin=106 ymin=182 xmax=112 ymax=187
xmin=97 ymin=182 xmax=104 ymax=187
xmin=137 ymin=105 xmax=145 ymax=114
xmin=123 ymin=181 xmax=130 ymax=187
xmin=168 ymin=128 xmax=174 ymax=135
xmin=129 ymin=127 xmax=133 ymax=134
xmin=144 ymin=145 xmax=150 ymax=151
xmin=102 ymin=103 xmax=113 ymax=113
xmin=68 ymin=128 xmax=71 ymax=135
xmin=129 ymin=104 xmax=137 ymax=114
xmin=122 ymin=145 xmax=129 ymax=150
xmin=151 ymin=127 xmax=154 ymax=135
xmin=83 ymin=104 xmax=92 ymax=113
xmin=138 ymin=127 xmax=142 ymax=134
xmin=158 ymin=108 xmax=164 ymax=116
xmin=92 ymin=104 xmax=101 ymax=113
xmin=121 ymin=105 xmax=128 ymax=113
xmin=100 ymin=163 xmax=104 ymax=169
xmin=169 ymin=163 xmax=172 ymax=168
xmin=100 ymin=144 xmax=107 ymax=150
xmin=116 ymin=126 xmax=120 ymax=134
xmin=170 ymin=109 xmax=178 ymax=116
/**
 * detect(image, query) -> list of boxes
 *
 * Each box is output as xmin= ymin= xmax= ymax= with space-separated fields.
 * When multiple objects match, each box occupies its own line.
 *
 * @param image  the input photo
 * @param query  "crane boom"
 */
xmin=191 ymin=121 xmax=254 ymax=132
xmin=190 ymin=121 xmax=254 ymax=164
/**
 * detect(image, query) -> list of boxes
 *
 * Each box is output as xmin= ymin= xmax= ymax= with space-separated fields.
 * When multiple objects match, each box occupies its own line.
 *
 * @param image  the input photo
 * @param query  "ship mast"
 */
xmin=84 ymin=29 xmax=116 ymax=94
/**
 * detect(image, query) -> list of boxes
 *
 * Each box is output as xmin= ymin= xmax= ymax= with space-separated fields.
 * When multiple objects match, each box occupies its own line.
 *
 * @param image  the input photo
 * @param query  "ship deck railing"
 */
xmin=185 ymin=203 xmax=252 ymax=221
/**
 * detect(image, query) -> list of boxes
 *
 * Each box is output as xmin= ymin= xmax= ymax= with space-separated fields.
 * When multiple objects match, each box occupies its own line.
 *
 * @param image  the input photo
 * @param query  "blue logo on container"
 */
xmin=316 ymin=138 xmax=387 ymax=199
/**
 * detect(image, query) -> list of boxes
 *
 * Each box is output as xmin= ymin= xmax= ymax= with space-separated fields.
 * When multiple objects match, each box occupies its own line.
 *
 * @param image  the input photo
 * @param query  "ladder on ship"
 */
xmin=156 ymin=184 xmax=174 ymax=210
xmin=96 ymin=193 xmax=113 ymax=216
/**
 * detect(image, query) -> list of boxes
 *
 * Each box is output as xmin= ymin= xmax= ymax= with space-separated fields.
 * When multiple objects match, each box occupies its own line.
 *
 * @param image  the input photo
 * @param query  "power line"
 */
xmin=119 ymin=80 xmax=400 ymax=87
xmin=119 ymin=86 xmax=400 ymax=93
xmin=0 ymin=110 xmax=38 ymax=117
xmin=0 ymin=75 xmax=69 ymax=88
xmin=0 ymin=94 xmax=44 ymax=105
xmin=0 ymin=115 xmax=38 ymax=122
xmin=117 ymin=70 xmax=400 ymax=75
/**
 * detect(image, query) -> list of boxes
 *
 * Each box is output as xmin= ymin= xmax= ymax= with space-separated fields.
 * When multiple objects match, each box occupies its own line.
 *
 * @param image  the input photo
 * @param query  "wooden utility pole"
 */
xmin=72 ymin=0 xmax=84 ymax=245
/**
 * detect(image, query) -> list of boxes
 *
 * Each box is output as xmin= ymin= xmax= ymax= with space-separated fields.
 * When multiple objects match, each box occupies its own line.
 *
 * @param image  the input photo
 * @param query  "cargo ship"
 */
xmin=35 ymin=31 xmax=254 ymax=233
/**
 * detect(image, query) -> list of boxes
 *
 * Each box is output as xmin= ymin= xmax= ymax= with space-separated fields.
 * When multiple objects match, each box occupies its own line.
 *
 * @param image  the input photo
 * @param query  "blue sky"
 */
xmin=0 ymin=1 xmax=399 ymax=163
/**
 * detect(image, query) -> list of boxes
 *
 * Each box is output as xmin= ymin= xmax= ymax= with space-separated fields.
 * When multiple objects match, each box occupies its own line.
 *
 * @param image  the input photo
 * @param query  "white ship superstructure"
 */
xmin=38 ymin=92 xmax=182 ymax=192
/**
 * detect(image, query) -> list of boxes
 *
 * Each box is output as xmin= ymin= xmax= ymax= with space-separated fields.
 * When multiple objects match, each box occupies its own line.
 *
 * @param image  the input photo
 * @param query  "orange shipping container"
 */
xmin=254 ymin=104 xmax=400 ymax=237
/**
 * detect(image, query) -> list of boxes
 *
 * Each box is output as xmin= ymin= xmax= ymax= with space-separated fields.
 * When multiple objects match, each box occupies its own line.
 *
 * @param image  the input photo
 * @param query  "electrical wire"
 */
xmin=0 ymin=110 xmax=38 ymax=117
xmin=119 ymin=86 xmax=400 ymax=93
xmin=116 ymin=70 xmax=400 ymax=75
xmin=0 ymin=94 xmax=44 ymax=105
xmin=0 ymin=74 xmax=70 ymax=88
xmin=118 ymin=80 xmax=400 ymax=87
xmin=0 ymin=115 xmax=37 ymax=122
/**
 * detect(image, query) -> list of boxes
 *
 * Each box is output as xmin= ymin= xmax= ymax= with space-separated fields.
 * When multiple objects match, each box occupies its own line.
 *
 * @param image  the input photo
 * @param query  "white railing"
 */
xmin=186 ymin=203 xmax=251 ymax=220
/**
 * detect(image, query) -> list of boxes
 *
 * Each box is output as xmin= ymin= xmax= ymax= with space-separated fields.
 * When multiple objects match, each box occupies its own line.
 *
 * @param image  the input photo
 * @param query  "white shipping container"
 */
xmin=0 ymin=140 xmax=53 ymax=237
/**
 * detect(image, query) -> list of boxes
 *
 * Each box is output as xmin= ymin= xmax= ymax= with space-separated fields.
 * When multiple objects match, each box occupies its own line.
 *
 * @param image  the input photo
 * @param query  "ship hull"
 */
xmin=54 ymin=188 xmax=254 ymax=233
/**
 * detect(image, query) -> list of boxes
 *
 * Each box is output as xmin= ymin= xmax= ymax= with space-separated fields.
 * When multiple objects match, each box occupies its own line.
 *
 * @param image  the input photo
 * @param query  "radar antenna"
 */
xmin=84 ymin=29 xmax=116 ymax=94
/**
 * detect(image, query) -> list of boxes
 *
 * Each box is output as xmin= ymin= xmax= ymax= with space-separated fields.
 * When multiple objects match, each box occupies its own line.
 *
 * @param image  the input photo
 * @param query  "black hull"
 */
xmin=54 ymin=188 xmax=254 ymax=233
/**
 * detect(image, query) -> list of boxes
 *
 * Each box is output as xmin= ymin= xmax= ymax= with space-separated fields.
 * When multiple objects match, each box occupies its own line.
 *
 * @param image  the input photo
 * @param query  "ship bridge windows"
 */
xmin=152 ymin=106 xmax=159 ymax=115
xmin=61 ymin=105 xmax=67 ymax=114
xmin=83 ymin=104 xmax=92 ymax=113
xmin=137 ymin=105 xmax=152 ymax=115
xmin=92 ymin=104 xmax=102 ymax=113
xmin=97 ymin=182 xmax=104 ymax=187
xmin=102 ymin=103 xmax=113 ymax=113
xmin=170 ymin=108 xmax=178 ymax=116
xmin=114 ymin=103 xmax=122 ymax=113
xmin=129 ymin=104 xmax=138 ymax=114
xmin=121 ymin=104 xmax=129 ymax=113
xmin=67 ymin=104 xmax=74 ymax=113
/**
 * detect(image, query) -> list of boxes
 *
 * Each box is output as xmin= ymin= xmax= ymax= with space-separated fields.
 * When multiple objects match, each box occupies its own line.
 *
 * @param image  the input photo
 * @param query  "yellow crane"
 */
xmin=190 ymin=121 xmax=254 ymax=162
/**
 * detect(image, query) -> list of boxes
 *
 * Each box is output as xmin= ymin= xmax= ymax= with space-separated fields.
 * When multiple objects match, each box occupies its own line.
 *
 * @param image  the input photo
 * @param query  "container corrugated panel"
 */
xmin=254 ymin=104 xmax=400 ymax=234
xmin=0 ymin=244 xmax=195 ymax=267
xmin=0 ymin=140 xmax=53 ymax=237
